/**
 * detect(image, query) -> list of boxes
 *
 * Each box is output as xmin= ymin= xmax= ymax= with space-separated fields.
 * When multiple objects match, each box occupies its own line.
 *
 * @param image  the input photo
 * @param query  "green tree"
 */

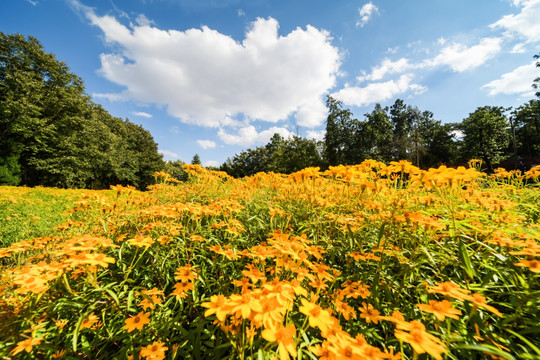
xmin=363 ymin=104 xmax=394 ymax=162
xmin=164 ymin=160 xmax=188 ymax=182
xmin=324 ymin=96 xmax=361 ymax=166
xmin=191 ymin=154 xmax=201 ymax=165
xmin=512 ymin=100 xmax=540 ymax=157
xmin=460 ymin=106 xmax=510 ymax=171
xmin=0 ymin=32 xmax=164 ymax=189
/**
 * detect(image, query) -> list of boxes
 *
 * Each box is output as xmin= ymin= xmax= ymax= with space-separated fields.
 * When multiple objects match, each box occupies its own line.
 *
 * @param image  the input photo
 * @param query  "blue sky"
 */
xmin=2 ymin=0 xmax=539 ymax=166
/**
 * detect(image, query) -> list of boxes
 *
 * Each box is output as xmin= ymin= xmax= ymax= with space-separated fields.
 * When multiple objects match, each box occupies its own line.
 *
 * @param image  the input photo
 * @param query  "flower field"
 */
xmin=1 ymin=160 xmax=539 ymax=359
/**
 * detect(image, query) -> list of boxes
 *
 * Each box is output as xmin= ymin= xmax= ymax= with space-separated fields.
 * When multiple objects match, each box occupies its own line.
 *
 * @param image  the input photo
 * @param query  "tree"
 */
xmin=0 ymin=32 xmax=164 ymax=188
xmin=191 ymin=154 xmax=201 ymax=165
xmin=460 ymin=106 xmax=510 ymax=171
xmin=363 ymin=104 xmax=394 ymax=162
xmin=512 ymin=100 xmax=540 ymax=157
xmin=324 ymin=96 xmax=361 ymax=166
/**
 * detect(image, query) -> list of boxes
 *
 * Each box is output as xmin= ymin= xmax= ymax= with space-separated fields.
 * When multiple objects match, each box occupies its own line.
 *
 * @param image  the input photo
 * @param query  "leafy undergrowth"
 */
xmin=0 ymin=186 xmax=85 ymax=247
xmin=1 ymin=160 xmax=539 ymax=360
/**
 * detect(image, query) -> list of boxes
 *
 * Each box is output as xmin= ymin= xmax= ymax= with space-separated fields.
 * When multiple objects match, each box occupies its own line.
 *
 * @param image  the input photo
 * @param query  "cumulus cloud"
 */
xmin=131 ymin=111 xmax=152 ymax=118
xmin=197 ymin=140 xmax=217 ymax=149
xmin=332 ymin=74 xmax=423 ymax=107
xmin=78 ymin=4 xmax=340 ymax=129
xmin=510 ymin=43 xmax=527 ymax=53
xmin=159 ymin=149 xmax=179 ymax=159
xmin=218 ymin=126 xmax=293 ymax=147
xmin=355 ymin=37 xmax=503 ymax=91
xmin=356 ymin=2 xmax=379 ymax=28
xmin=482 ymin=60 xmax=538 ymax=97
xmin=357 ymin=58 xmax=414 ymax=82
xmin=491 ymin=0 xmax=540 ymax=43
xmin=426 ymin=37 xmax=502 ymax=72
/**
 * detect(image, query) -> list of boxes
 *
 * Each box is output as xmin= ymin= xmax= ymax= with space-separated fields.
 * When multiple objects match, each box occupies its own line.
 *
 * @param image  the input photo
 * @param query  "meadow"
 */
xmin=0 ymin=160 xmax=539 ymax=360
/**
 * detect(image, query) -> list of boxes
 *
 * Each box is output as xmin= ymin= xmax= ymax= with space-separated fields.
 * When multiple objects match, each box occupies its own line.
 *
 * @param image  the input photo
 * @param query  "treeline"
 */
xmin=0 ymin=32 xmax=164 ymax=189
xmin=220 ymin=61 xmax=540 ymax=177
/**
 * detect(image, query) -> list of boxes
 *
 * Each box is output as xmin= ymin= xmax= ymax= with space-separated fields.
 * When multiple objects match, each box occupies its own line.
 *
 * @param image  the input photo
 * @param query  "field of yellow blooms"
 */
xmin=1 ymin=160 xmax=539 ymax=360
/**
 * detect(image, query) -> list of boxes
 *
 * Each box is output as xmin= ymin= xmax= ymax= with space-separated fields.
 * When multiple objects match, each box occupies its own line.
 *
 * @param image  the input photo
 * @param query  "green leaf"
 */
xmin=453 ymin=344 xmax=516 ymax=360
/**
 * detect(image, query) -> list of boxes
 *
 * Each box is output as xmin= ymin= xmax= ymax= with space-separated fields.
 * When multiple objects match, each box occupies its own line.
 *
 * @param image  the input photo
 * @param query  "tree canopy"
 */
xmin=0 ymin=32 xmax=164 ymax=189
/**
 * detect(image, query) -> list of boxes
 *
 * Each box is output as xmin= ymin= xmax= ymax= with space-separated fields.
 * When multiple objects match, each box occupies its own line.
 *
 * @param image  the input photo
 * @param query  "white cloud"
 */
xmin=481 ymin=60 xmax=537 ymax=97
xmin=197 ymin=139 xmax=217 ymax=149
xmin=357 ymin=57 xmax=414 ymax=82
xmin=237 ymin=9 xmax=245 ymax=17
xmin=332 ymin=74 xmax=422 ymax=107
xmin=135 ymin=14 xmax=154 ymax=27
xmin=131 ymin=111 xmax=153 ymax=118
xmin=218 ymin=126 xmax=293 ymax=147
xmin=491 ymin=0 xmax=540 ymax=43
xmin=510 ymin=43 xmax=527 ymax=53
xmin=204 ymin=160 xmax=220 ymax=167
xmin=159 ymin=149 xmax=179 ymax=159
xmin=80 ymin=6 xmax=340 ymax=129
xmin=356 ymin=2 xmax=379 ymax=27
xmin=306 ymin=129 xmax=326 ymax=141
xmin=426 ymin=37 xmax=502 ymax=72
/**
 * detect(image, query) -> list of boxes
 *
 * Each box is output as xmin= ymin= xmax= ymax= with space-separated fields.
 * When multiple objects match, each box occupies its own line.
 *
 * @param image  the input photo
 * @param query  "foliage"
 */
xmin=459 ymin=106 xmax=510 ymax=172
xmin=1 ymin=162 xmax=540 ymax=359
xmin=221 ymin=134 xmax=323 ymax=177
xmin=0 ymin=32 xmax=164 ymax=189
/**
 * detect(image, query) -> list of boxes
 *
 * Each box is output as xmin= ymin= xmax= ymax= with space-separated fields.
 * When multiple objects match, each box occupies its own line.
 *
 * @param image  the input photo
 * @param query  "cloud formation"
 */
xmin=357 ymin=2 xmax=379 ymax=28
xmin=131 ymin=111 xmax=153 ymax=118
xmin=218 ymin=126 xmax=293 ymax=147
xmin=332 ymin=75 xmax=426 ymax=107
xmin=491 ymin=0 xmax=540 ymax=43
xmin=482 ymin=60 xmax=537 ymax=97
xmin=80 ymin=6 xmax=340 ymax=129
xmin=197 ymin=140 xmax=217 ymax=149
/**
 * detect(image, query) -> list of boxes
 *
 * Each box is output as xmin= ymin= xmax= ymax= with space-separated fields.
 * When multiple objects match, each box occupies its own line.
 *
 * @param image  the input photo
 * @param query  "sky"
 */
xmin=2 ymin=0 xmax=540 ymax=167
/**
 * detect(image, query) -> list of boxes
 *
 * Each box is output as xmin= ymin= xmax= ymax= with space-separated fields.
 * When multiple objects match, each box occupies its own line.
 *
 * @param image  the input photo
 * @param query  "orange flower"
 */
xmin=171 ymin=282 xmax=194 ymax=300
xmin=80 ymin=313 xmax=101 ymax=329
xmin=201 ymin=295 xmax=229 ymax=322
xmin=174 ymin=264 xmax=197 ymax=282
xmin=359 ymin=302 xmax=381 ymax=324
xmin=395 ymin=320 xmax=446 ymax=360
xmin=261 ymin=324 xmax=297 ymax=360
xmin=417 ymin=300 xmax=462 ymax=321
xmin=514 ymin=259 xmax=540 ymax=273
xmin=11 ymin=337 xmax=43 ymax=356
xmin=299 ymin=298 xmax=333 ymax=332
xmin=123 ymin=311 xmax=150 ymax=332
xmin=468 ymin=293 xmax=503 ymax=317
xmin=427 ymin=281 xmax=472 ymax=301
xmin=140 ymin=341 xmax=168 ymax=360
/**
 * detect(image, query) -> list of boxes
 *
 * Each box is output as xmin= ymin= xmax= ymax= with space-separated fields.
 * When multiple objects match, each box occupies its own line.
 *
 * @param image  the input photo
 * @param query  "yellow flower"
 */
xmin=514 ymin=259 xmax=540 ymax=273
xmin=171 ymin=282 xmax=194 ymax=300
xmin=140 ymin=341 xmax=168 ymax=360
xmin=261 ymin=324 xmax=297 ymax=360
xmin=416 ymin=300 xmax=462 ymax=321
xmin=123 ymin=311 xmax=150 ymax=332
xmin=395 ymin=320 xmax=446 ymax=360
xmin=11 ymin=337 xmax=43 ymax=356
xmin=299 ymin=298 xmax=333 ymax=332
xmin=201 ymin=295 xmax=229 ymax=322
xmin=359 ymin=302 xmax=381 ymax=324
xmin=174 ymin=264 xmax=197 ymax=282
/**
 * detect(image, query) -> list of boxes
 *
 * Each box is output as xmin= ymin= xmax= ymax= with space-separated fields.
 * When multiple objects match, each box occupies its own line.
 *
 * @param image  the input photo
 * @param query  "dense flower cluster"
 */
xmin=0 ymin=161 xmax=539 ymax=359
